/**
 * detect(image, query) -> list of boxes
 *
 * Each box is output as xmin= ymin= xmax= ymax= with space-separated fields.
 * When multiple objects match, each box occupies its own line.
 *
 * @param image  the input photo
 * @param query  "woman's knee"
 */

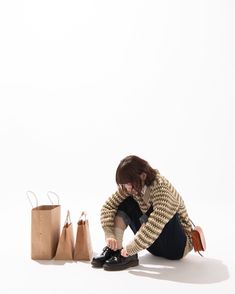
xmin=117 ymin=196 xmax=141 ymax=216
xmin=117 ymin=196 xmax=137 ymax=211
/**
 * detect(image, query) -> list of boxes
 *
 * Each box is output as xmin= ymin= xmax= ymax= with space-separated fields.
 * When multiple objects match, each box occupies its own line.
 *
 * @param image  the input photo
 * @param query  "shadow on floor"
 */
xmin=34 ymin=260 xmax=90 ymax=266
xmin=128 ymin=253 xmax=229 ymax=284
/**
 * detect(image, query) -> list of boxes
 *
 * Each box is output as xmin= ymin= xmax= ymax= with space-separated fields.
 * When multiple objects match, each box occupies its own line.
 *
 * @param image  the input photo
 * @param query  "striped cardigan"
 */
xmin=100 ymin=170 xmax=193 ymax=256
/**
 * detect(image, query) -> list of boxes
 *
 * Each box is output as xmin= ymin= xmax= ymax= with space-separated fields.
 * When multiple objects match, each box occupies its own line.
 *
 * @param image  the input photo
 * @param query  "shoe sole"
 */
xmin=91 ymin=262 xmax=104 ymax=268
xmin=103 ymin=259 xmax=139 ymax=271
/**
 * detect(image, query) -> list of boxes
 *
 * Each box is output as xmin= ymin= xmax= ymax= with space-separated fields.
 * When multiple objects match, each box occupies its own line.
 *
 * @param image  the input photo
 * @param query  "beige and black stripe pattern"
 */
xmin=100 ymin=171 xmax=193 ymax=256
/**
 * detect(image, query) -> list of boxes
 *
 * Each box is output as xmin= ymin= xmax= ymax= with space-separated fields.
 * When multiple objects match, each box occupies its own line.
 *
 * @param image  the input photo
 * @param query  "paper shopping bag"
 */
xmin=28 ymin=191 xmax=61 ymax=260
xmin=74 ymin=212 xmax=93 ymax=261
xmin=54 ymin=210 xmax=74 ymax=260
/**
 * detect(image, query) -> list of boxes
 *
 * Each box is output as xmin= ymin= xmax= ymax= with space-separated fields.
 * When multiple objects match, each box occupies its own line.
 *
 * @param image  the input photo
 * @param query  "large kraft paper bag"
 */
xmin=31 ymin=203 xmax=61 ymax=260
xmin=54 ymin=210 xmax=74 ymax=260
xmin=74 ymin=212 xmax=93 ymax=261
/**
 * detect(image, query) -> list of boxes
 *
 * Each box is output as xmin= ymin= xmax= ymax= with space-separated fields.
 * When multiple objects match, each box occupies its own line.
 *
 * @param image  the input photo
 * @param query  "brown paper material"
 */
xmin=31 ymin=205 xmax=60 ymax=260
xmin=74 ymin=212 xmax=93 ymax=261
xmin=54 ymin=211 xmax=74 ymax=260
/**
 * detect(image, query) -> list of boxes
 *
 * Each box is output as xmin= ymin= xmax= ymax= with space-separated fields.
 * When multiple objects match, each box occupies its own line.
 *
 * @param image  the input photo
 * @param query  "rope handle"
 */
xmin=65 ymin=210 xmax=72 ymax=225
xmin=47 ymin=191 xmax=60 ymax=205
xmin=78 ymin=211 xmax=87 ymax=223
xmin=27 ymin=191 xmax=38 ymax=208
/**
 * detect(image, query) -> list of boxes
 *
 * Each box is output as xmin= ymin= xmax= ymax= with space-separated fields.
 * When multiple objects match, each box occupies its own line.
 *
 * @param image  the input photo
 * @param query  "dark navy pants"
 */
xmin=117 ymin=196 xmax=186 ymax=260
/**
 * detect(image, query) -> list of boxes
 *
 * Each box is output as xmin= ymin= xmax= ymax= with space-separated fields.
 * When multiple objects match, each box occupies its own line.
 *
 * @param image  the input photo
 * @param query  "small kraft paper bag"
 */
xmin=54 ymin=210 xmax=74 ymax=260
xmin=28 ymin=191 xmax=61 ymax=260
xmin=74 ymin=211 xmax=93 ymax=261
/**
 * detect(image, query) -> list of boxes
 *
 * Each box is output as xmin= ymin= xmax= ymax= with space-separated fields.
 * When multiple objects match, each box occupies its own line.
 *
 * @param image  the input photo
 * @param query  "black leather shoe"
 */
xmin=103 ymin=252 xmax=139 ymax=271
xmin=91 ymin=247 xmax=118 ymax=268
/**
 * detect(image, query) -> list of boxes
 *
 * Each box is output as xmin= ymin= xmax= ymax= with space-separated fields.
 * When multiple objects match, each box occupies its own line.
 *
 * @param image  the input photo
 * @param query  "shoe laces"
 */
xmin=107 ymin=250 xmax=122 ymax=262
xmin=102 ymin=246 xmax=110 ymax=254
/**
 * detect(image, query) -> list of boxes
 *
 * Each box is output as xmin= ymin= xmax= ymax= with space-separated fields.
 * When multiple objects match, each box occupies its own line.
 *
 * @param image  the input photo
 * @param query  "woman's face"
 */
xmin=122 ymin=173 xmax=146 ymax=195
xmin=123 ymin=183 xmax=138 ymax=195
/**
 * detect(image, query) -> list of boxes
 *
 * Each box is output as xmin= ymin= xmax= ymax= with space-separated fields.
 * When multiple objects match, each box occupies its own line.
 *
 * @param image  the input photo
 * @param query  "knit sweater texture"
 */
xmin=100 ymin=170 xmax=193 ymax=256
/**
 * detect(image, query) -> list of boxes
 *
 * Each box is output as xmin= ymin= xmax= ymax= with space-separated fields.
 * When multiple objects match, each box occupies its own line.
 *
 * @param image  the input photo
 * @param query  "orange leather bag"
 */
xmin=190 ymin=220 xmax=206 ymax=256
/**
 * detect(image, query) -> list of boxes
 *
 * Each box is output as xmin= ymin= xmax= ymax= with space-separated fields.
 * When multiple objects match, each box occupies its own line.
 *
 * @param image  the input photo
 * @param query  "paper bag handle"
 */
xmin=65 ymin=210 xmax=72 ymax=225
xmin=27 ymin=190 xmax=38 ymax=208
xmin=47 ymin=191 xmax=60 ymax=205
xmin=78 ymin=211 xmax=88 ymax=222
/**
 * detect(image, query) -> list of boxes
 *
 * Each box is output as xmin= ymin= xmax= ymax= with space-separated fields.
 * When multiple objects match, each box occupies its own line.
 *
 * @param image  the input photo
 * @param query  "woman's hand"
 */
xmin=106 ymin=237 xmax=118 ymax=251
xmin=121 ymin=247 xmax=129 ymax=257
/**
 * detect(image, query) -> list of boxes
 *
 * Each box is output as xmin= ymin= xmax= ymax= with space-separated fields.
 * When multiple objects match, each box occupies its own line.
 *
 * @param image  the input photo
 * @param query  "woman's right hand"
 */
xmin=106 ymin=237 xmax=118 ymax=251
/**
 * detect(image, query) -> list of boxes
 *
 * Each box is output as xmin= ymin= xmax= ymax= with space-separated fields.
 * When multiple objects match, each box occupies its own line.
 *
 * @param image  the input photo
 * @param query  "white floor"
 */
xmin=1 ymin=199 xmax=234 ymax=294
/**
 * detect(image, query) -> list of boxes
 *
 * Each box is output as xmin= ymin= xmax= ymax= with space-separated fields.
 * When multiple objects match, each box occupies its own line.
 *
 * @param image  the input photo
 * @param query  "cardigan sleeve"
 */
xmin=126 ymin=183 xmax=180 ymax=256
xmin=100 ymin=187 xmax=128 ymax=239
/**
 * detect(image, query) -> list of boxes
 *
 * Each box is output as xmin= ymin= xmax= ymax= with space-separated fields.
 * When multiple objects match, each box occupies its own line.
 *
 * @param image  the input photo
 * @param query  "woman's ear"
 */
xmin=140 ymin=172 xmax=147 ymax=181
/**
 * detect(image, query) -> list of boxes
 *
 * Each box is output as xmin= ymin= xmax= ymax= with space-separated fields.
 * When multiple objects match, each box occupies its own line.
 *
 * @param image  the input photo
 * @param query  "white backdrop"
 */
xmin=0 ymin=1 xmax=234 ymax=293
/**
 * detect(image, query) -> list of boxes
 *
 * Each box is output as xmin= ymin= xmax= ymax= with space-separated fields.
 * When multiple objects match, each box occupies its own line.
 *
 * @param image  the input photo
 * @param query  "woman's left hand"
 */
xmin=121 ymin=247 xmax=129 ymax=257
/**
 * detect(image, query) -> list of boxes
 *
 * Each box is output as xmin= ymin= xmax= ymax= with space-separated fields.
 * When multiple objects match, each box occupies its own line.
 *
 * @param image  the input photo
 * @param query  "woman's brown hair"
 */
xmin=116 ymin=155 xmax=156 ymax=193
